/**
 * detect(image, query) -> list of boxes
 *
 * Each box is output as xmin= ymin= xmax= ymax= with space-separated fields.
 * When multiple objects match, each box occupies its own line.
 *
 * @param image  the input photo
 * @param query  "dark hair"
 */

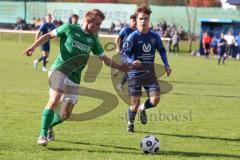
xmin=72 ymin=14 xmax=79 ymax=19
xmin=130 ymin=14 xmax=136 ymax=20
xmin=135 ymin=4 xmax=152 ymax=16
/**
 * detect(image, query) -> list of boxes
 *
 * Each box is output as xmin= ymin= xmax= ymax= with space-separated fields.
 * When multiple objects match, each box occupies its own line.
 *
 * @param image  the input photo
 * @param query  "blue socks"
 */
xmin=144 ymin=98 xmax=156 ymax=109
xmin=128 ymin=108 xmax=137 ymax=124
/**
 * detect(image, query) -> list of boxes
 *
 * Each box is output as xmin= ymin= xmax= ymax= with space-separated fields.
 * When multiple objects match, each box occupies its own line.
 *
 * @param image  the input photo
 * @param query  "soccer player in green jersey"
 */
xmin=22 ymin=9 xmax=127 ymax=146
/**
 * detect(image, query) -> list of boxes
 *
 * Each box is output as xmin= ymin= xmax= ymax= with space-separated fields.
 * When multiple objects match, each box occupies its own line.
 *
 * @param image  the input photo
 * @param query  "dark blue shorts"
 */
xmin=128 ymin=74 xmax=160 ymax=96
xmin=218 ymin=49 xmax=225 ymax=57
xmin=41 ymin=43 xmax=50 ymax=52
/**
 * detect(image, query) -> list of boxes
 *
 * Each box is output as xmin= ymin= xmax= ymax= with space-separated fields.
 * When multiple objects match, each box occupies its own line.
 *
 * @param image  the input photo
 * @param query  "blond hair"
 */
xmin=84 ymin=9 xmax=105 ymax=21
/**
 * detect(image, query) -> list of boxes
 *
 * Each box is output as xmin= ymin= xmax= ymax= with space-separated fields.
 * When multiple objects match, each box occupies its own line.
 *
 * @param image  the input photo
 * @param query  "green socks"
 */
xmin=40 ymin=108 xmax=54 ymax=137
xmin=50 ymin=112 xmax=63 ymax=128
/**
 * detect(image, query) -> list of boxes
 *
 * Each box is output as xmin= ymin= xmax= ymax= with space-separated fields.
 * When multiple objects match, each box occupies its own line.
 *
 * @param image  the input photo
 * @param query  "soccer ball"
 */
xmin=140 ymin=135 xmax=160 ymax=154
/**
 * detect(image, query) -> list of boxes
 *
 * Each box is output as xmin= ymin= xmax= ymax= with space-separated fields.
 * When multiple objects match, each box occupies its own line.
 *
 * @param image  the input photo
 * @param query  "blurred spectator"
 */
xmin=29 ymin=17 xmax=37 ymax=30
xmin=109 ymin=22 xmax=116 ymax=34
xmin=202 ymin=32 xmax=212 ymax=58
xmin=172 ymin=31 xmax=180 ymax=55
xmin=114 ymin=20 xmax=122 ymax=34
xmin=178 ymin=26 xmax=185 ymax=40
xmin=235 ymin=32 xmax=240 ymax=60
xmin=14 ymin=17 xmax=27 ymax=30
xmin=224 ymin=31 xmax=235 ymax=58
xmin=53 ymin=18 xmax=63 ymax=27
xmin=35 ymin=18 xmax=43 ymax=29
xmin=165 ymin=27 xmax=172 ymax=53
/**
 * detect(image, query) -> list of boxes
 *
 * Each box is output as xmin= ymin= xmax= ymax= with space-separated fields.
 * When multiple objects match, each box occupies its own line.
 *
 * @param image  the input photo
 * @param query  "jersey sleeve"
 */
xmin=121 ymin=34 xmax=134 ymax=65
xmin=55 ymin=23 xmax=71 ymax=37
xmin=39 ymin=23 xmax=45 ymax=31
xmin=92 ymin=39 xmax=104 ymax=56
xmin=118 ymin=28 xmax=126 ymax=40
xmin=156 ymin=33 xmax=170 ymax=68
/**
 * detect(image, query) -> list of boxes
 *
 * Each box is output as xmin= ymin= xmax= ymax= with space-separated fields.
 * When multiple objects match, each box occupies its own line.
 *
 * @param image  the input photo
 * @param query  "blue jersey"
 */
xmin=122 ymin=29 xmax=169 ymax=78
xmin=236 ymin=35 xmax=240 ymax=46
xmin=39 ymin=22 xmax=56 ymax=35
xmin=39 ymin=22 xmax=56 ymax=45
xmin=118 ymin=26 xmax=135 ymax=50
xmin=218 ymin=38 xmax=227 ymax=51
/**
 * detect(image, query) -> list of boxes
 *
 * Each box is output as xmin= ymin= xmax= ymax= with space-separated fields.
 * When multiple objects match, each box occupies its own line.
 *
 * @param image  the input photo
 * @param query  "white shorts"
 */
xmin=48 ymin=70 xmax=79 ymax=104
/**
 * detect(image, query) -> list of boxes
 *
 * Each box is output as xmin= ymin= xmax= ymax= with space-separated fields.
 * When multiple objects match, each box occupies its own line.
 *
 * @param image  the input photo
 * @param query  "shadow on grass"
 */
xmin=170 ymin=80 xmax=239 ymax=87
xmin=47 ymin=140 xmax=240 ymax=159
xmin=137 ymin=131 xmax=240 ymax=142
xmin=55 ymin=140 xmax=139 ymax=151
xmin=172 ymin=92 xmax=240 ymax=99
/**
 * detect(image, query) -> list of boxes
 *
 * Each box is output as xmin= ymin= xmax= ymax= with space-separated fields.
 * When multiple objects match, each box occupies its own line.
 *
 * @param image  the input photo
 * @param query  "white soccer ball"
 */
xmin=140 ymin=135 xmax=160 ymax=154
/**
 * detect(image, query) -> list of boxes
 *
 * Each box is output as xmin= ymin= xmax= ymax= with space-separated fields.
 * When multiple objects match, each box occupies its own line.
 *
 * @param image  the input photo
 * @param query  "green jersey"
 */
xmin=50 ymin=23 xmax=104 ymax=84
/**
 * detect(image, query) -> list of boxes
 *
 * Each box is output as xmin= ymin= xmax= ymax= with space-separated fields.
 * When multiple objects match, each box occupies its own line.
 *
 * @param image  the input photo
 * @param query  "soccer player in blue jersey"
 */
xmin=122 ymin=4 xmax=172 ymax=132
xmin=217 ymin=33 xmax=227 ymax=65
xmin=34 ymin=14 xmax=56 ymax=72
xmin=115 ymin=14 xmax=136 ymax=90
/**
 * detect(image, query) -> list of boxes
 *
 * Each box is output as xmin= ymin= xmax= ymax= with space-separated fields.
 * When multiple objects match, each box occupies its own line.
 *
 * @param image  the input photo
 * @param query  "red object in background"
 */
xmin=202 ymin=35 xmax=212 ymax=44
xmin=85 ymin=0 xmax=118 ymax=3
xmin=189 ymin=0 xmax=218 ymax=7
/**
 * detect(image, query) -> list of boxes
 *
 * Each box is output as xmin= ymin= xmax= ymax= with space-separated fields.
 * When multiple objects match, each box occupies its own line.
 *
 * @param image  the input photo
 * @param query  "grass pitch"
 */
xmin=0 ymin=32 xmax=239 ymax=160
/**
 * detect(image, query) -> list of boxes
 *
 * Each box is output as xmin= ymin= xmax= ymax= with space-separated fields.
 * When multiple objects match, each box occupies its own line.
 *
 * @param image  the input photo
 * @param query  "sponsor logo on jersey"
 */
xmin=72 ymin=40 xmax=91 ymax=53
xmin=142 ymin=43 xmax=151 ymax=52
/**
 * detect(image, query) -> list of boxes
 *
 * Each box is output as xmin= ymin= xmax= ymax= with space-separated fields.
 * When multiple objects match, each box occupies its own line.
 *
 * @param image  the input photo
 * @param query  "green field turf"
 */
xmin=0 ymin=32 xmax=239 ymax=160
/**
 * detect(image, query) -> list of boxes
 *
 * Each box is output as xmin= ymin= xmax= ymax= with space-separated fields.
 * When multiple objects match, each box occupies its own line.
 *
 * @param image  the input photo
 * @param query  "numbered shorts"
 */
xmin=48 ymin=70 xmax=79 ymax=104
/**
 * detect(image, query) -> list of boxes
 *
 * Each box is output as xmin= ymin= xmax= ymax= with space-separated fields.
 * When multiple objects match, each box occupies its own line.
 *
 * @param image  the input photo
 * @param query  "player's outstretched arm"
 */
xmin=99 ymin=55 xmax=128 ymax=73
xmin=22 ymin=32 xmax=56 ymax=56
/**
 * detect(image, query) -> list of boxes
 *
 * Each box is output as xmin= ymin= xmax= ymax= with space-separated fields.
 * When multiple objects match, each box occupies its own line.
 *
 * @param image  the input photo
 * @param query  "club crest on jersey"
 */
xmin=142 ymin=43 xmax=151 ymax=52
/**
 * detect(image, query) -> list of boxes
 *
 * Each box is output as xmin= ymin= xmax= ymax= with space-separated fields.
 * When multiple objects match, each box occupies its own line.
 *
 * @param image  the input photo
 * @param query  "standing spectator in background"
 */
xmin=202 ymin=32 xmax=212 ymax=58
xmin=165 ymin=27 xmax=172 ymax=53
xmin=33 ymin=14 xmax=56 ymax=72
xmin=53 ymin=18 xmax=63 ymax=27
xmin=235 ymin=32 xmax=240 ymax=60
xmin=172 ymin=31 xmax=180 ymax=55
xmin=114 ymin=20 xmax=122 ymax=34
xmin=217 ymin=33 xmax=227 ymax=65
xmin=178 ymin=25 xmax=185 ymax=40
xmin=30 ymin=17 xmax=37 ymax=30
xmin=109 ymin=22 xmax=116 ymax=34
xmin=71 ymin=14 xmax=79 ymax=24
xmin=35 ymin=18 xmax=43 ymax=29
xmin=14 ymin=17 xmax=27 ymax=30
xmin=224 ymin=31 xmax=235 ymax=58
